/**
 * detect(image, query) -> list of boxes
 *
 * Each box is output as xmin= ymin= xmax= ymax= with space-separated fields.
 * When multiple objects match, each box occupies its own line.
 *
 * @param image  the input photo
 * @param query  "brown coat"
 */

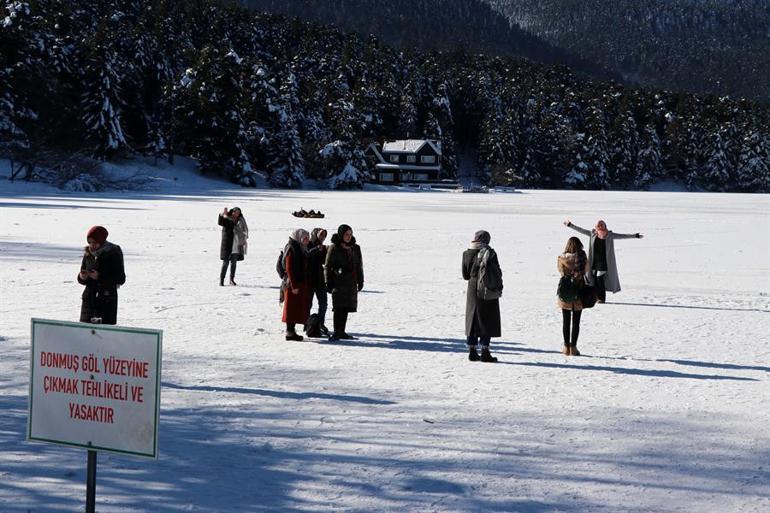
xmin=557 ymin=251 xmax=588 ymax=311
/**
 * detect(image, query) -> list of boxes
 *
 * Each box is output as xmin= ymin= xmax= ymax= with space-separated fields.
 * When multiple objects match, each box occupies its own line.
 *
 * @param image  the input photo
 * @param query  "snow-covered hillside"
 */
xmin=1 ymin=162 xmax=768 ymax=512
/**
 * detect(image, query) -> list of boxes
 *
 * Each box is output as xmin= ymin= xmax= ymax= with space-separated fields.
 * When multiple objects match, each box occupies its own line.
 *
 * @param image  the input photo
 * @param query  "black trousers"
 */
xmin=593 ymin=272 xmax=606 ymax=302
xmin=220 ymin=255 xmax=238 ymax=282
xmin=562 ymin=309 xmax=582 ymax=346
xmin=333 ymin=310 xmax=349 ymax=336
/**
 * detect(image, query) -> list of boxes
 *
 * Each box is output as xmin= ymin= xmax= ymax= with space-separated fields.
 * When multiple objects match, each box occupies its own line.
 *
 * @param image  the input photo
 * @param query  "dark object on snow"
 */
xmin=304 ymin=313 xmax=323 ymax=338
xmin=292 ymin=209 xmax=325 ymax=218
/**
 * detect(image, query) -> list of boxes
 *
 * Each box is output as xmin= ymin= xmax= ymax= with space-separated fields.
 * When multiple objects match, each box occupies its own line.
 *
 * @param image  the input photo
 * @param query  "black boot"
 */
xmin=468 ymin=346 xmax=480 ymax=361
xmin=286 ymin=332 xmax=303 ymax=341
xmin=480 ymin=347 xmax=498 ymax=363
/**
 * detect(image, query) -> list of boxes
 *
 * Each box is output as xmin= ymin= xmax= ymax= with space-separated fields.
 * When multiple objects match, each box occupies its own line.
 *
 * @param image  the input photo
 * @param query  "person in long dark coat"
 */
xmin=557 ymin=237 xmax=589 ymax=356
xmin=218 ymin=207 xmax=248 ymax=286
xmin=462 ymin=230 xmax=501 ymax=362
xmin=77 ymin=225 xmax=125 ymax=325
xmin=282 ymin=229 xmax=311 ymax=341
xmin=306 ymin=227 xmax=329 ymax=335
xmin=324 ymin=224 xmax=364 ymax=341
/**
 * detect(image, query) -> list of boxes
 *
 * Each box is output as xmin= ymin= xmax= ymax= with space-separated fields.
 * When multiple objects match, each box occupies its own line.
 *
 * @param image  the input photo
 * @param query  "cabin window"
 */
xmin=414 ymin=173 xmax=429 ymax=181
xmin=389 ymin=154 xmax=400 ymax=163
xmin=421 ymin=155 xmax=436 ymax=164
xmin=379 ymin=172 xmax=395 ymax=182
xmin=406 ymin=155 xmax=416 ymax=163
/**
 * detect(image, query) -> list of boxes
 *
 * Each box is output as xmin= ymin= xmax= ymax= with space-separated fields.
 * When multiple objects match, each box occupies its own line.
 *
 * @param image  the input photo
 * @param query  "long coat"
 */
xmin=306 ymin=238 xmax=327 ymax=292
xmin=324 ymin=235 xmax=364 ymax=313
xmin=218 ymin=214 xmax=246 ymax=261
xmin=557 ymin=251 xmax=589 ymax=311
xmin=462 ymin=247 xmax=501 ymax=338
xmin=282 ymin=240 xmax=310 ymax=325
xmin=567 ymin=223 xmax=639 ymax=293
xmin=78 ymin=242 xmax=125 ymax=325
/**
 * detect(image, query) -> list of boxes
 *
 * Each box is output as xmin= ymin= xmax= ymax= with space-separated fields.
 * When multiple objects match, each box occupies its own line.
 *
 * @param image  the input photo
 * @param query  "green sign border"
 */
xmin=28 ymin=318 xmax=163 ymax=459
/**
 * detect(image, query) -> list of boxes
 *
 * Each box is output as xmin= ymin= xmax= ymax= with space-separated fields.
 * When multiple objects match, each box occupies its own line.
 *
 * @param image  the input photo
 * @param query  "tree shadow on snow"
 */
xmin=162 ymin=381 xmax=396 ymax=405
xmin=0 ymin=240 xmax=84 ymax=261
xmin=324 ymin=333 xmax=559 ymax=357
xmin=609 ymin=301 xmax=770 ymax=314
xmin=507 ymin=361 xmax=758 ymax=381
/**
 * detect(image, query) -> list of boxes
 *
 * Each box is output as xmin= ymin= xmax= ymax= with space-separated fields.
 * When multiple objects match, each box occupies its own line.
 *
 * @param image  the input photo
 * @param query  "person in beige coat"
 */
xmin=557 ymin=237 xmax=589 ymax=355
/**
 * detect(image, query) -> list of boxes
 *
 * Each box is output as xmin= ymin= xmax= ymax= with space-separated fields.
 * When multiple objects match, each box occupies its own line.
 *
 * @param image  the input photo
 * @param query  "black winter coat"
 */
xmin=324 ymin=235 xmax=364 ymax=312
xmin=306 ymin=239 xmax=327 ymax=290
xmin=462 ymin=247 xmax=501 ymax=338
xmin=78 ymin=242 xmax=126 ymax=325
xmin=218 ymin=214 xmax=244 ymax=261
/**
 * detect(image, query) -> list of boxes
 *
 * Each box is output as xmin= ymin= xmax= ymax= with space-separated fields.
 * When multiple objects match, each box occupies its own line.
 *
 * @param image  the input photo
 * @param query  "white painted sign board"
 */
xmin=28 ymin=318 xmax=162 ymax=458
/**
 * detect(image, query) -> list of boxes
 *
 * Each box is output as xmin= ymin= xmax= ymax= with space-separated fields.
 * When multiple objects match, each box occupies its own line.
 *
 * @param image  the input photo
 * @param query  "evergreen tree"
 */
xmin=736 ymin=131 xmax=770 ymax=192
xmin=634 ymin=124 xmax=662 ymax=189
xmin=80 ymin=27 xmax=130 ymax=158
xmin=268 ymin=72 xmax=305 ymax=188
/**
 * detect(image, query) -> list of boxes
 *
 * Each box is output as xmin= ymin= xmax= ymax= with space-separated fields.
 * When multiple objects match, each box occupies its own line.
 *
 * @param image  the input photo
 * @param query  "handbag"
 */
xmin=580 ymin=283 xmax=598 ymax=309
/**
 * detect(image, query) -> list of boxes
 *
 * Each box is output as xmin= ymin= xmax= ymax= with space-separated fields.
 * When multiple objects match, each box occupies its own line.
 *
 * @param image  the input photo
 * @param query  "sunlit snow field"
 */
xmin=1 ymin=160 xmax=769 ymax=512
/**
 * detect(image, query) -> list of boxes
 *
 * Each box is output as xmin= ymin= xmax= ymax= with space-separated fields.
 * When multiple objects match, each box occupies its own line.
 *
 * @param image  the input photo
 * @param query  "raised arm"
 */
xmin=612 ymin=231 xmax=643 ymax=240
xmin=564 ymin=220 xmax=591 ymax=237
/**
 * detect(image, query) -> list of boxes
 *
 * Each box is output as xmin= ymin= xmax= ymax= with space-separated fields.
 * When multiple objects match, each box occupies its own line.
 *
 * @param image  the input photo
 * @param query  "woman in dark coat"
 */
xmin=324 ymin=224 xmax=364 ymax=341
xmin=282 ymin=228 xmax=311 ymax=341
xmin=557 ymin=237 xmax=589 ymax=356
xmin=218 ymin=207 xmax=248 ymax=286
xmin=77 ymin=225 xmax=125 ymax=325
xmin=462 ymin=230 xmax=501 ymax=362
xmin=306 ymin=228 xmax=329 ymax=335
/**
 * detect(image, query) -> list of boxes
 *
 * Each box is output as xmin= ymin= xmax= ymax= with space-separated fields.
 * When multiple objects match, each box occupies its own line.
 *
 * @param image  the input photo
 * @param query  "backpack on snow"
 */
xmin=304 ymin=313 xmax=323 ymax=338
xmin=476 ymin=247 xmax=503 ymax=301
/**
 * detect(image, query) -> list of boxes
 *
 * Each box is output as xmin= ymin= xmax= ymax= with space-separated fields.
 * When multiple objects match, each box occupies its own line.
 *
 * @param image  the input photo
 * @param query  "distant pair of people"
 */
xmin=461 ymin=219 xmax=643 ymax=362
xmin=281 ymin=224 xmax=364 ymax=342
xmin=218 ymin=207 xmax=249 ymax=286
xmin=557 ymin=219 xmax=643 ymax=356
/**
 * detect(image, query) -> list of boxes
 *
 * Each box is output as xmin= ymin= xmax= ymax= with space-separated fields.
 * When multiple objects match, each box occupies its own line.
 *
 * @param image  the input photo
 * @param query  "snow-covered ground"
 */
xmin=1 ymin=160 xmax=769 ymax=513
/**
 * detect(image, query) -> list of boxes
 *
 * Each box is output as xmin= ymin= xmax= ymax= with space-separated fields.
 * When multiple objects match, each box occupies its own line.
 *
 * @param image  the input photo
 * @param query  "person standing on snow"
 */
xmin=557 ymin=237 xmax=589 ymax=356
xmin=461 ymin=230 xmax=501 ymax=363
xmin=564 ymin=219 xmax=643 ymax=303
xmin=218 ymin=207 xmax=248 ymax=286
xmin=324 ymin=224 xmax=364 ymax=341
xmin=306 ymin=227 xmax=329 ymax=336
xmin=282 ymin=228 xmax=312 ymax=341
xmin=77 ymin=225 xmax=125 ymax=325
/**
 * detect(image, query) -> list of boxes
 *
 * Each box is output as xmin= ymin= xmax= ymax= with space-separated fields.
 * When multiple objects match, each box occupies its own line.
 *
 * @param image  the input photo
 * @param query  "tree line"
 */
xmin=1 ymin=0 xmax=768 ymax=191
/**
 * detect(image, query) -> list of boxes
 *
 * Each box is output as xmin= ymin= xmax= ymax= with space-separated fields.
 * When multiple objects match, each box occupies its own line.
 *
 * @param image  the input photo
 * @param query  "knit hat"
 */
xmin=473 ymin=230 xmax=491 ymax=244
xmin=86 ymin=226 xmax=109 ymax=244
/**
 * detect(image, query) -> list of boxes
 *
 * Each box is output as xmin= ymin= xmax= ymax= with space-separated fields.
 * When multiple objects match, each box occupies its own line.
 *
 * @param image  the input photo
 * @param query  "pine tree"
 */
xmin=80 ymin=27 xmax=130 ymax=158
xmin=634 ymin=124 xmax=662 ymax=189
xmin=268 ymin=72 xmax=305 ymax=188
xmin=736 ymin=131 xmax=770 ymax=192
xmin=700 ymin=129 xmax=733 ymax=191
xmin=609 ymin=111 xmax=638 ymax=188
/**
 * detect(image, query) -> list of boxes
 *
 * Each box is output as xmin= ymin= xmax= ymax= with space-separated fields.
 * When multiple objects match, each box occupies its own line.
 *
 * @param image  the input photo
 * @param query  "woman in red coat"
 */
xmin=282 ymin=228 xmax=311 ymax=341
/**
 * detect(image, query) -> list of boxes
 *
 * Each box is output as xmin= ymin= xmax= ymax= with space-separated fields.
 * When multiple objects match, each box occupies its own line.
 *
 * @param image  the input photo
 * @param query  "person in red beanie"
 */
xmin=77 ymin=225 xmax=125 ymax=324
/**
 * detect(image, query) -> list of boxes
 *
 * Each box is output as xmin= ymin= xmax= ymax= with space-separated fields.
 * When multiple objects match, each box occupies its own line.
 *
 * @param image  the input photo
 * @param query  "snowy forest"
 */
xmin=483 ymin=0 xmax=770 ymax=102
xmin=1 ymin=0 xmax=769 ymax=192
